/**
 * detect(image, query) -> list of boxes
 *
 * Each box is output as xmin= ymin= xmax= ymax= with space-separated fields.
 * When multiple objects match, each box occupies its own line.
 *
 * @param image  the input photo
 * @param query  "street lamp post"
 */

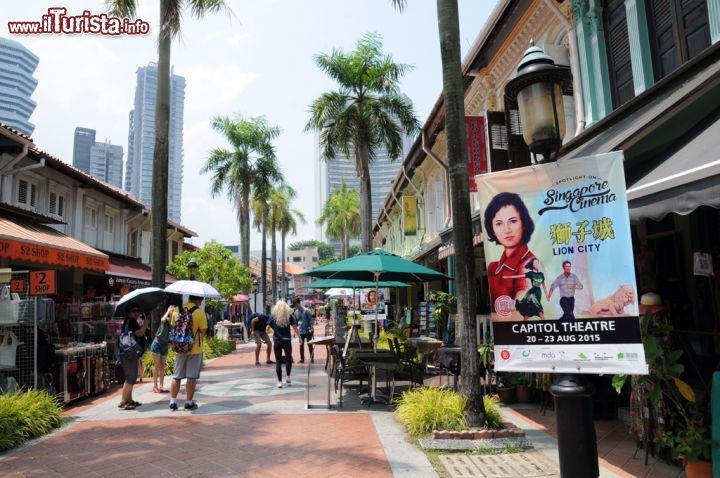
xmin=252 ymin=278 xmax=259 ymax=313
xmin=504 ymin=44 xmax=599 ymax=478
xmin=188 ymin=258 xmax=198 ymax=281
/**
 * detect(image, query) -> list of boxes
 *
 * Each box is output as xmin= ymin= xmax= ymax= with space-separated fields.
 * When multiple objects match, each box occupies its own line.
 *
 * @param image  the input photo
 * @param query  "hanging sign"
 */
xmin=466 ymin=116 xmax=488 ymax=191
xmin=402 ymin=195 xmax=417 ymax=236
xmin=693 ymin=252 xmax=714 ymax=276
xmin=10 ymin=279 xmax=25 ymax=293
xmin=476 ymin=152 xmax=647 ymax=374
xmin=29 ymin=270 xmax=56 ymax=295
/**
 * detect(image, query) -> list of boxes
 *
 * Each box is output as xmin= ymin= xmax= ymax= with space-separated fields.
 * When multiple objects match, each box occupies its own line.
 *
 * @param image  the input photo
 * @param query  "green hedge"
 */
xmin=142 ymin=338 xmax=236 ymax=377
xmin=0 ymin=389 xmax=64 ymax=451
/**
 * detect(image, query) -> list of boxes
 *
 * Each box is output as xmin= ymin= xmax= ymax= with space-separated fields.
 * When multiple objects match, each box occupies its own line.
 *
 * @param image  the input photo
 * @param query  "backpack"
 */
xmin=169 ymin=306 xmax=199 ymax=354
xmin=118 ymin=319 xmax=142 ymax=358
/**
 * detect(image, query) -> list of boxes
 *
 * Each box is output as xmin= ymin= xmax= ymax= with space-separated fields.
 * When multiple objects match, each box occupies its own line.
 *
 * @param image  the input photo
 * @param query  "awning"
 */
xmin=627 ymin=111 xmax=720 ymax=221
xmin=0 ymin=214 xmax=109 ymax=271
xmin=107 ymin=255 xmax=175 ymax=287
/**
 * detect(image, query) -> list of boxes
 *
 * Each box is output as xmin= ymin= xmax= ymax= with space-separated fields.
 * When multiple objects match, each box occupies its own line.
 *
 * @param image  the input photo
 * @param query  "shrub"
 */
xmin=395 ymin=386 xmax=467 ymax=437
xmin=483 ymin=394 xmax=503 ymax=429
xmin=0 ymin=389 xmax=64 ymax=451
xmin=142 ymin=349 xmax=176 ymax=377
xmin=203 ymin=338 xmax=235 ymax=359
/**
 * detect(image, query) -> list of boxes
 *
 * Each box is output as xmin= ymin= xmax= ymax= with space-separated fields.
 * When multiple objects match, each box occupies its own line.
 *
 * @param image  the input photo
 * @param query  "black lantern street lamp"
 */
xmin=187 ymin=258 xmax=198 ymax=281
xmin=504 ymin=42 xmax=572 ymax=164
xmin=505 ymin=44 xmax=598 ymax=478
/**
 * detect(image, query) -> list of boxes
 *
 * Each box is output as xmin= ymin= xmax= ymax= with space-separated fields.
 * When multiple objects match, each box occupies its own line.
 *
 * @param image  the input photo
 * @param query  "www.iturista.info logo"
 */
xmin=8 ymin=8 xmax=150 ymax=36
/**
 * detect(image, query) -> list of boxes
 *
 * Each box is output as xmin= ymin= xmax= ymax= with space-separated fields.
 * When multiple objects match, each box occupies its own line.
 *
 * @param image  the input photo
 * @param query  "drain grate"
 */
xmin=439 ymin=452 xmax=558 ymax=478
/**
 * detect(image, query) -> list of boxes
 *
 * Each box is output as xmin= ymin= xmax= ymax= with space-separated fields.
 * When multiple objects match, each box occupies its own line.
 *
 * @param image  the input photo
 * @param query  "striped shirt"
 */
xmin=550 ymin=273 xmax=583 ymax=297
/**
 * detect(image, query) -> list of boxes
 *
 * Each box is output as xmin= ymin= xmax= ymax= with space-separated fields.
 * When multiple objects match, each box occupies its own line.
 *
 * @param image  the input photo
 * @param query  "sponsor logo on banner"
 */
xmin=477 ymin=152 xmax=648 ymax=375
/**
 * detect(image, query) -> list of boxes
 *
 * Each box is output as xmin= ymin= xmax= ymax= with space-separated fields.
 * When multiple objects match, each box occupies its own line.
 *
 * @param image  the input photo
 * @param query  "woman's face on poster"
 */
xmin=492 ymin=205 xmax=523 ymax=249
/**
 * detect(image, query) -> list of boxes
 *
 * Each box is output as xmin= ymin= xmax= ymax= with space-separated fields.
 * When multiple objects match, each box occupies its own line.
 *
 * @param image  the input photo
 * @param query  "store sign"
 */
xmin=107 ymin=275 xmax=152 ymax=289
xmin=0 ymin=238 xmax=109 ymax=271
xmin=30 ymin=270 xmax=56 ymax=295
xmin=10 ymin=279 xmax=25 ymax=293
xmin=466 ymin=116 xmax=488 ymax=192
xmin=402 ymin=195 xmax=417 ymax=236
xmin=476 ymin=152 xmax=647 ymax=375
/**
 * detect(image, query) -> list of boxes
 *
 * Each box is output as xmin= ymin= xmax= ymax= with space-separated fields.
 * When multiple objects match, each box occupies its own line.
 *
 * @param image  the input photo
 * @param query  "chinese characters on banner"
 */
xmin=476 ymin=152 xmax=647 ymax=374
xmin=465 ymin=116 xmax=488 ymax=192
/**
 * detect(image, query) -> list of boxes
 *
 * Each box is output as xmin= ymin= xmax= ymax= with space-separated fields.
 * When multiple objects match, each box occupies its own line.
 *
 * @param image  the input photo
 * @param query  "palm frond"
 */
xmin=106 ymin=0 xmax=137 ymax=18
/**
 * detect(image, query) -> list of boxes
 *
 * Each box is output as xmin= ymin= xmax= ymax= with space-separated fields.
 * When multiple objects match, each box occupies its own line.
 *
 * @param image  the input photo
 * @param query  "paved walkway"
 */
xmin=0 ymin=336 xmax=433 ymax=478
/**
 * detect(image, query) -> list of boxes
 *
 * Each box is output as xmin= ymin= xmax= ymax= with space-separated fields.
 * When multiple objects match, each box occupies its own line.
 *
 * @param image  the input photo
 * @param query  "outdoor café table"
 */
xmin=408 ymin=337 xmax=444 ymax=356
xmin=350 ymin=349 xmax=400 ymax=405
xmin=433 ymin=345 xmax=461 ymax=389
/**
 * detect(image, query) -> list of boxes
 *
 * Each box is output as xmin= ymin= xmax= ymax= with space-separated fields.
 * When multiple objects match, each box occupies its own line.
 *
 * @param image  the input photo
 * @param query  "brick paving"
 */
xmin=1 ymin=333 xmax=395 ymax=478
xmin=505 ymin=405 xmax=684 ymax=478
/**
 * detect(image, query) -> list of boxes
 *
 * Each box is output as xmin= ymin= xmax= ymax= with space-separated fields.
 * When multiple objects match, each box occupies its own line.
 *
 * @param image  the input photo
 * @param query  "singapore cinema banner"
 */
xmin=476 ymin=152 xmax=647 ymax=374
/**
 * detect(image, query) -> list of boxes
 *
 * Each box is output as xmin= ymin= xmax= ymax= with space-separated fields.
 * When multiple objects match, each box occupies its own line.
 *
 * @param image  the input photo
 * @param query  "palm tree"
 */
xmin=390 ymin=0 xmax=484 ymax=426
xmin=305 ymin=33 xmax=420 ymax=253
xmin=317 ymin=181 xmax=361 ymax=259
xmin=107 ymin=0 xmax=228 ymax=307
xmin=271 ymin=184 xmax=305 ymax=298
xmin=201 ymin=114 xmax=282 ymax=270
xmin=250 ymin=192 xmax=270 ymax=312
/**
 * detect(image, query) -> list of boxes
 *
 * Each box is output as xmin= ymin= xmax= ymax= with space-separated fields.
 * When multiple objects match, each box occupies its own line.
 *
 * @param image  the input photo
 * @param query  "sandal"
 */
xmin=153 ymin=387 xmax=162 ymax=393
xmin=130 ymin=400 xmax=142 ymax=407
xmin=159 ymin=388 xmax=169 ymax=393
xmin=122 ymin=403 xmax=137 ymax=410
xmin=118 ymin=401 xmax=127 ymax=409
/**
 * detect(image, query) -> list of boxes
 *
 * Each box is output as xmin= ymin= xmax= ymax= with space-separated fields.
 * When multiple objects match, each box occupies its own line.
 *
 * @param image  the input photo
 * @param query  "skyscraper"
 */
xmin=125 ymin=62 xmax=185 ymax=221
xmin=0 ymin=37 xmax=39 ymax=135
xmin=314 ymin=96 xmax=415 ymax=246
xmin=89 ymin=140 xmax=123 ymax=188
xmin=72 ymin=127 xmax=96 ymax=173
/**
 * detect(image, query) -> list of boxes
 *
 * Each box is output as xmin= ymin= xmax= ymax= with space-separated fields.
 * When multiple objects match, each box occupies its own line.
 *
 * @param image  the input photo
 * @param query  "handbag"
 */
xmin=117 ymin=319 xmax=142 ymax=358
xmin=0 ymin=286 xmax=21 ymax=325
xmin=0 ymin=330 xmax=22 ymax=368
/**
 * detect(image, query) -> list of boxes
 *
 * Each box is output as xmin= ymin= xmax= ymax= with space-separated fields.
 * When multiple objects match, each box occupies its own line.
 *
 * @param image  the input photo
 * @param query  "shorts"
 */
xmin=173 ymin=353 xmax=203 ymax=380
xmin=253 ymin=330 xmax=271 ymax=345
xmin=120 ymin=353 xmax=139 ymax=385
xmin=150 ymin=339 xmax=168 ymax=357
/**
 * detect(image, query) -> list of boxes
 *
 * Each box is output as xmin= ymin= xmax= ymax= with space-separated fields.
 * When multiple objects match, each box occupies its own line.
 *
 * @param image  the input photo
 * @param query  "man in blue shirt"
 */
xmin=292 ymin=298 xmax=314 ymax=363
xmin=548 ymin=261 xmax=584 ymax=320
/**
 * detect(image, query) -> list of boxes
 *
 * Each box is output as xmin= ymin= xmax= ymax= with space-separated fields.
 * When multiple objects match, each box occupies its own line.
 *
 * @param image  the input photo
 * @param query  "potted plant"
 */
xmin=612 ymin=312 xmax=713 ymax=477
xmin=657 ymin=414 xmax=713 ymax=478
xmin=495 ymin=372 xmax=516 ymax=404
xmin=514 ymin=373 xmax=534 ymax=403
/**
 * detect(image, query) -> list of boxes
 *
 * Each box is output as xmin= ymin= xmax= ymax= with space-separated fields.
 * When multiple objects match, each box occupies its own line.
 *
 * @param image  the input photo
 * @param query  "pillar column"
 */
xmin=572 ymin=0 xmax=598 ymax=125
xmin=625 ymin=0 xmax=655 ymax=94
xmin=586 ymin=1 xmax=613 ymax=119
xmin=709 ymin=0 xmax=720 ymax=44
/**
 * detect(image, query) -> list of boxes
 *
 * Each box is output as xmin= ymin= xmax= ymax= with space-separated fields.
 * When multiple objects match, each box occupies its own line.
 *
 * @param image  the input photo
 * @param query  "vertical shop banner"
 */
xmin=476 ymin=152 xmax=647 ymax=374
xmin=465 ymin=116 xmax=488 ymax=192
xmin=402 ymin=195 xmax=418 ymax=236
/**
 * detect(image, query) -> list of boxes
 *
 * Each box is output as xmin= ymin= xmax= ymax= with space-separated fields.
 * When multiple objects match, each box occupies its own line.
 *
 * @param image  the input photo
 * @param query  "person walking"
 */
xmin=169 ymin=296 xmax=208 ymax=412
xmin=151 ymin=305 xmax=174 ymax=393
xmin=267 ymin=300 xmax=299 ymax=388
xmin=548 ymin=261 xmax=584 ymax=320
xmin=293 ymin=298 xmax=314 ymax=364
xmin=249 ymin=312 xmax=274 ymax=366
xmin=118 ymin=305 xmax=148 ymax=410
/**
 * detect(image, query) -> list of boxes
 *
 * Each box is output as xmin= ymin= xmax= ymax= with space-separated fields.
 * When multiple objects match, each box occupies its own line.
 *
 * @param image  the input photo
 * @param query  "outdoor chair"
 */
xmin=388 ymin=353 xmax=429 ymax=401
xmin=392 ymin=337 xmax=417 ymax=362
xmin=332 ymin=345 xmax=370 ymax=407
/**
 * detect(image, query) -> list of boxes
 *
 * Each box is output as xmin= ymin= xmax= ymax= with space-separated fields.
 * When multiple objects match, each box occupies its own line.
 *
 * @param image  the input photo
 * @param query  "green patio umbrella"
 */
xmin=303 ymin=249 xmax=450 ymax=351
xmin=305 ymin=279 xmax=411 ymax=289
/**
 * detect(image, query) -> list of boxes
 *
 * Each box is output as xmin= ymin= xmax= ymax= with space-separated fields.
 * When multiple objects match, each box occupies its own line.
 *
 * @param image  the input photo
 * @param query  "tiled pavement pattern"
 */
xmin=1 ymin=335 xmax=401 ymax=478
xmin=504 ymin=405 xmax=685 ymax=478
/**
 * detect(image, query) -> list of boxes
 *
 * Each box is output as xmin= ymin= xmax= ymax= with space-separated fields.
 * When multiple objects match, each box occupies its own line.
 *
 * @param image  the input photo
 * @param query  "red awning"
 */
xmin=0 ymin=214 xmax=109 ymax=271
xmin=107 ymin=256 xmax=175 ymax=285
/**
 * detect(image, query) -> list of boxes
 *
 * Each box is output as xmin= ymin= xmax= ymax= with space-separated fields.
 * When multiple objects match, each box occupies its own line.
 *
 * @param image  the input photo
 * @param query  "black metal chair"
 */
xmin=332 ymin=345 xmax=370 ymax=407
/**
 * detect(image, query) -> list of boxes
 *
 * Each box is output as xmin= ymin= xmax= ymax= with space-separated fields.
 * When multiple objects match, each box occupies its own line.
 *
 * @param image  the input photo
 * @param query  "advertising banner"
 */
xmin=476 ymin=152 xmax=647 ymax=374
xmin=402 ymin=195 xmax=418 ymax=236
xmin=465 ymin=116 xmax=488 ymax=192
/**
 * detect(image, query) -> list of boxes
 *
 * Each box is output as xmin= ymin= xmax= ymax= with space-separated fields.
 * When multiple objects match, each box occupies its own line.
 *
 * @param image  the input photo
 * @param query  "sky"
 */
xmin=1 ymin=0 xmax=496 ymax=251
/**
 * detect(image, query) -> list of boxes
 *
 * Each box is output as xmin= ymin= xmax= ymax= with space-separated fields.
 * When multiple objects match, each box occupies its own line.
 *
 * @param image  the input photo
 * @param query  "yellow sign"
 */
xmin=402 ymin=196 xmax=417 ymax=236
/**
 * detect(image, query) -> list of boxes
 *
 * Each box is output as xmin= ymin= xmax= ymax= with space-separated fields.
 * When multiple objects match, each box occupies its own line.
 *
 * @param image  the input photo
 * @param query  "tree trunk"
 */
xmin=261 ymin=213 xmax=268 ymax=314
xmin=240 ymin=185 xmax=251 ymax=270
xmin=437 ymin=0 xmax=484 ymax=427
xmin=342 ymin=231 xmax=348 ymax=259
xmin=281 ymin=232 xmax=286 ymax=298
xmin=271 ymin=217 xmax=277 ymax=302
xmin=151 ymin=0 xmax=171 ymax=333
xmin=355 ymin=143 xmax=373 ymax=253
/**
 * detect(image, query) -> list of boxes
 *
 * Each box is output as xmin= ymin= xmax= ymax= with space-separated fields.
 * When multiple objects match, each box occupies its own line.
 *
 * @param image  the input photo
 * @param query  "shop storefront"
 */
xmin=0 ymin=211 xmax=113 ymax=401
